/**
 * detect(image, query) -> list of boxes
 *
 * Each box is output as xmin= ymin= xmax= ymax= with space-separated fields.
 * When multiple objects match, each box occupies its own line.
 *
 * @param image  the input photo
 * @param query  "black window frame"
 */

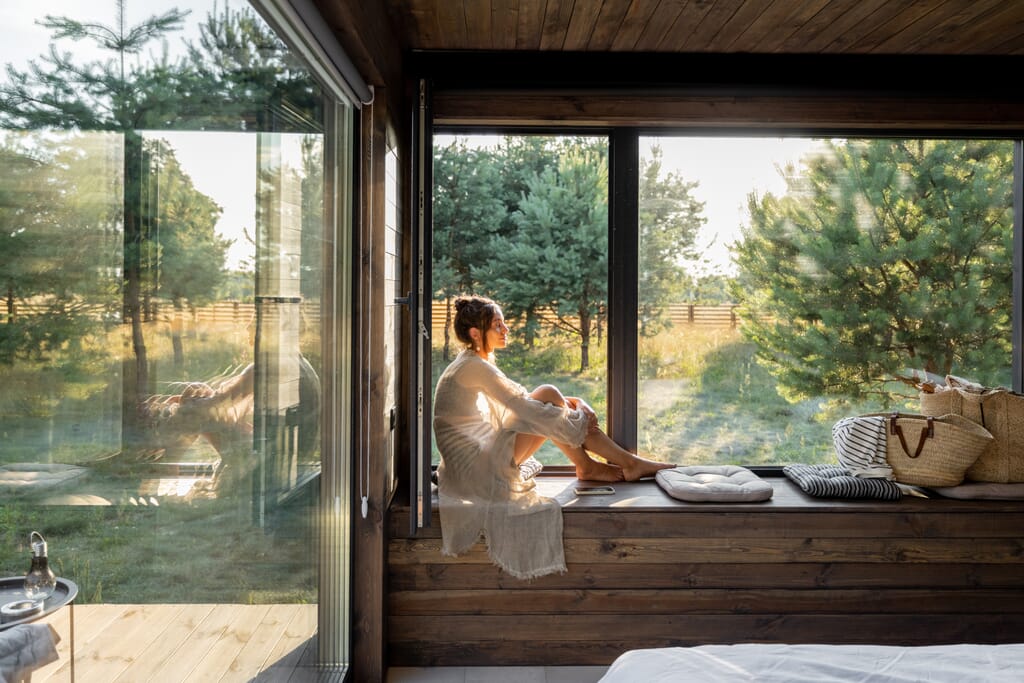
xmin=414 ymin=123 xmax=1024 ymax=511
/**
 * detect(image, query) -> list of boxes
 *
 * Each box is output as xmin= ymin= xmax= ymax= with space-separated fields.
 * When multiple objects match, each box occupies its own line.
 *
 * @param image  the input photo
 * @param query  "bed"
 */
xmin=598 ymin=643 xmax=1024 ymax=682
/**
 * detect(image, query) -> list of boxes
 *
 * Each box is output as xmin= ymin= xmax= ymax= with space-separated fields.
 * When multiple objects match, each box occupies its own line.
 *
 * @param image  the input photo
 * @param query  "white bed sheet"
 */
xmin=598 ymin=643 xmax=1024 ymax=682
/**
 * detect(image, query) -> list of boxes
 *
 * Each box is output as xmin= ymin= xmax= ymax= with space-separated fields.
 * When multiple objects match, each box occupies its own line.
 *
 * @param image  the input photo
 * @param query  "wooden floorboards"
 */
xmin=30 ymin=603 xmax=327 ymax=682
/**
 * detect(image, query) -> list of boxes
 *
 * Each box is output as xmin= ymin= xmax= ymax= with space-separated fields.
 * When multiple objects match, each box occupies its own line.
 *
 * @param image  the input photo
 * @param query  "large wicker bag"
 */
xmin=864 ymin=412 xmax=993 ymax=487
xmin=920 ymin=386 xmax=1024 ymax=483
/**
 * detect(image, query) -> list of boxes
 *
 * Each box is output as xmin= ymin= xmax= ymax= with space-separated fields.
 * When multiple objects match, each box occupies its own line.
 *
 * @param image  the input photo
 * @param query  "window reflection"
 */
xmin=0 ymin=1 xmax=331 ymax=609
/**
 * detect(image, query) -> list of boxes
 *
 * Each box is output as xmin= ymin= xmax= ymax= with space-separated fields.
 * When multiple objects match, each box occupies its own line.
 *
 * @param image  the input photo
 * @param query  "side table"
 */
xmin=0 ymin=576 xmax=78 ymax=681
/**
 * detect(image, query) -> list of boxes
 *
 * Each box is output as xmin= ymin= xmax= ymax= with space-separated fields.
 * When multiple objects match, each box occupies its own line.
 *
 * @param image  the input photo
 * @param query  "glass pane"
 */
xmin=431 ymin=134 xmax=609 ymax=464
xmin=638 ymin=136 xmax=1014 ymax=465
xmin=0 ymin=1 xmax=338 ymax=617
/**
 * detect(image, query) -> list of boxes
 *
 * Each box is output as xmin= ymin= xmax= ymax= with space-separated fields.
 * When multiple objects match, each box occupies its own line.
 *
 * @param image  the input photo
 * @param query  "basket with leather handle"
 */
xmin=920 ymin=385 xmax=1024 ymax=483
xmin=865 ymin=412 xmax=994 ymax=487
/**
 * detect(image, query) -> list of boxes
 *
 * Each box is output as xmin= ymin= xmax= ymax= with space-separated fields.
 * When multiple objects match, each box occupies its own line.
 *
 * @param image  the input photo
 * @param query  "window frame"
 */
xmin=420 ymin=125 xmax=1024 ymax=481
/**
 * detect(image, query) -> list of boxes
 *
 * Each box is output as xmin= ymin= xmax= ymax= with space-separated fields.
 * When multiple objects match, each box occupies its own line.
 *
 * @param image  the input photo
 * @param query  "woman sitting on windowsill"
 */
xmin=432 ymin=295 xmax=672 ymax=579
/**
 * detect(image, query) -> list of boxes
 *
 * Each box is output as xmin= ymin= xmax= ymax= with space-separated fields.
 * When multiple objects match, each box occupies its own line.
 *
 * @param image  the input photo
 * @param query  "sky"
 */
xmin=642 ymin=135 xmax=824 ymax=275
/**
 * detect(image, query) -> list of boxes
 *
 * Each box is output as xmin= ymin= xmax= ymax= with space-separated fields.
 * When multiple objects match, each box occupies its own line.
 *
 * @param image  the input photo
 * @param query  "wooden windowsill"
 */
xmin=515 ymin=474 xmax=1024 ymax=513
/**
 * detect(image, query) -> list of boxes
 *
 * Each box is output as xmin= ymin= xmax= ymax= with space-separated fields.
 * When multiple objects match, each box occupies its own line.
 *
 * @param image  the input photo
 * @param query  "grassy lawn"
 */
xmin=0 ymin=317 xmax=319 ymax=605
xmin=432 ymin=323 xmax=916 ymax=467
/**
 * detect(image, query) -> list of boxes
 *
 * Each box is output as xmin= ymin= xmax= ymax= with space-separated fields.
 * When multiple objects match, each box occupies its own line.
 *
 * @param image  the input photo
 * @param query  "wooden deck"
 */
xmin=30 ymin=603 xmax=327 ymax=682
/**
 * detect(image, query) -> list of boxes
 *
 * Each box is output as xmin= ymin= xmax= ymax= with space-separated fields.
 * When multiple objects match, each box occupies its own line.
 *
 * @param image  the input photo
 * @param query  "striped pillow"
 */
xmin=832 ymin=415 xmax=894 ymax=479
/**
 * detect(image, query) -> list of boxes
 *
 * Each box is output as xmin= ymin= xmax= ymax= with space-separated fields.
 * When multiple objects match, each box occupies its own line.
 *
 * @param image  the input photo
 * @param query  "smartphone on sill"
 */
xmin=574 ymin=485 xmax=616 ymax=496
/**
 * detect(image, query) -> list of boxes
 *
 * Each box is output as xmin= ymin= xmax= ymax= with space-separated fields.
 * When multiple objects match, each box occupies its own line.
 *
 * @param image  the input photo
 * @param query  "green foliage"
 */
xmin=481 ymin=141 xmax=609 ymax=371
xmin=434 ymin=136 xmax=710 ymax=370
xmin=733 ymin=139 xmax=1013 ymax=402
xmin=0 ymin=132 xmax=121 ymax=365
xmin=145 ymin=138 xmax=229 ymax=307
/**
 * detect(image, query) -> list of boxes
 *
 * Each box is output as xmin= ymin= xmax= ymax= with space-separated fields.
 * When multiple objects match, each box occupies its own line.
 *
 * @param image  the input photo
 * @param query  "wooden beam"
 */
xmin=351 ymin=91 xmax=391 ymax=683
xmin=431 ymin=91 xmax=1024 ymax=133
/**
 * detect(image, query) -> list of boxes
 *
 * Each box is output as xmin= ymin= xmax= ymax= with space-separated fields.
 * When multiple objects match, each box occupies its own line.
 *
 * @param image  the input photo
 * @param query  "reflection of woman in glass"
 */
xmin=432 ymin=295 xmax=672 ymax=578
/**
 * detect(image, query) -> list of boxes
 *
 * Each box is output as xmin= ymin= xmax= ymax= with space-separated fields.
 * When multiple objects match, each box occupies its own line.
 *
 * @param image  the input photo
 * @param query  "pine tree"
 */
xmin=432 ymin=138 xmax=505 ymax=359
xmin=733 ymin=138 xmax=1014 ymax=402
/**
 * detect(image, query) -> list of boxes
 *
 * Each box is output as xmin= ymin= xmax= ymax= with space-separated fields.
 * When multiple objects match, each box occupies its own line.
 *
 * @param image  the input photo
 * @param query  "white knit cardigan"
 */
xmin=433 ymin=349 xmax=589 ymax=579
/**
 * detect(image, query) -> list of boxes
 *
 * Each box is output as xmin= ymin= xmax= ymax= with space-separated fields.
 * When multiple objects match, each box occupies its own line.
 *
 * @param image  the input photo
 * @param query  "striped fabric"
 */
xmin=832 ymin=415 xmax=894 ymax=479
xmin=783 ymin=464 xmax=903 ymax=500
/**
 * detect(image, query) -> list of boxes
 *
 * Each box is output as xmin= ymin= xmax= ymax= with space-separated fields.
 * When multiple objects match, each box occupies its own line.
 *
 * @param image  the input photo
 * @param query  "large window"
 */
xmin=0 ymin=0 xmax=351 ymax=655
xmin=430 ymin=132 xmax=1017 ymax=468
xmin=637 ymin=136 xmax=1014 ymax=465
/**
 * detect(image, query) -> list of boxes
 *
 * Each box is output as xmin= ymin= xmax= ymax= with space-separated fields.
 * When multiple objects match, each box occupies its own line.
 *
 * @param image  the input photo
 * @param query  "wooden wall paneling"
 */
xmin=386 ymin=480 xmax=1024 ymax=666
xmin=389 ymin=562 xmax=1024 ymax=591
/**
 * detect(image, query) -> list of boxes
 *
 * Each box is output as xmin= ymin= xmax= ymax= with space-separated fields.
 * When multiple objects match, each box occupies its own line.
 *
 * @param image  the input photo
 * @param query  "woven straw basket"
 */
xmin=863 ymin=412 xmax=993 ymax=487
xmin=920 ymin=388 xmax=1024 ymax=483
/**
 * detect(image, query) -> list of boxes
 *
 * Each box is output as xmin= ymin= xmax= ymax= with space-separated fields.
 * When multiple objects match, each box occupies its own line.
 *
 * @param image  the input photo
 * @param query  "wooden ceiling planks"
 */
xmin=434 ymin=0 xmax=468 ymax=50
xmin=562 ymin=2 xmax=604 ymax=51
xmin=588 ymin=0 xmax=634 ymax=51
xmin=609 ymin=0 xmax=661 ymax=51
xmin=726 ymin=0 xmax=810 ymax=53
xmin=941 ymin=2 xmax=1024 ymax=56
xmin=805 ymin=0 xmax=904 ymax=54
xmin=633 ymin=0 xmax=689 ymax=53
xmin=516 ymin=0 xmax=548 ymax=50
xmin=381 ymin=0 xmax=1024 ymax=56
xmin=540 ymin=1 xmax=575 ymax=50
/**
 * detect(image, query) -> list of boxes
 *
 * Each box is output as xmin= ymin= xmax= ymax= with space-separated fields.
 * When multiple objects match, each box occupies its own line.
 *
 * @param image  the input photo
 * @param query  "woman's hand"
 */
xmin=568 ymin=397 xmax=600 ymax=433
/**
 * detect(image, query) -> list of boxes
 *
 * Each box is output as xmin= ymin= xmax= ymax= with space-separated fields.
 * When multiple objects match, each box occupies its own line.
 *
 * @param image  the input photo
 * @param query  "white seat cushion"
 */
xmin=655 ymin=465 xmax=774 ymax=502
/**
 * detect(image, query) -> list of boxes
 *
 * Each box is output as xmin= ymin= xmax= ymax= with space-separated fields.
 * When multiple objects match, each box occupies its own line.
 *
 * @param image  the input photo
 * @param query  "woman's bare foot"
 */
xmin=621 ymin=456 xmax=675 ymax=481
xmin=575 ymin=459 xmax=625 ymax=483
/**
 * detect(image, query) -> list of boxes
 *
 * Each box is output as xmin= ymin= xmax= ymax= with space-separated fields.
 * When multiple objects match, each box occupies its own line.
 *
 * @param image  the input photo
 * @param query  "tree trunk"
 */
xmin=172 ymin=298 xmax=185 ymax=368
xmin=121 ymin=133 xmax=150 ymax=453
xmin=579 ymin=307 xmax=591 ymax=373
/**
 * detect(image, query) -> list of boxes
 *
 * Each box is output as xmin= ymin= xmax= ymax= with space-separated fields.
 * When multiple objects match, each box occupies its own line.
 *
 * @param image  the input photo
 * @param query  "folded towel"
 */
xmin=784 ymin=463 xmax=902 ymax=500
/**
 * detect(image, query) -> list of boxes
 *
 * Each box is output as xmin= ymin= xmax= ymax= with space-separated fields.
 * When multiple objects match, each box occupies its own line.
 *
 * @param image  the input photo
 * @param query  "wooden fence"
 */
xmin=430 ymin=301 xmax=748 ymax=337
xmin=3 ymin=300 xmax=321 ymax=327
xmin=7 ymin=299 xmax=747 ymax=333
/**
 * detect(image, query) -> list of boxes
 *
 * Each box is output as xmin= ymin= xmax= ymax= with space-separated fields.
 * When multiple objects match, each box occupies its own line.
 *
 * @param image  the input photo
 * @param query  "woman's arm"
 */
xmin=467 ymin=359 xmax=589 ymax=446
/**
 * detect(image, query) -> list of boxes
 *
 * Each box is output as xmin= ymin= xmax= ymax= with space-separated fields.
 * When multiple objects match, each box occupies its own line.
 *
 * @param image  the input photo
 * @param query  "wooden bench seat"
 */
xmin=387 ymin=475 xmax=1024 ymax=667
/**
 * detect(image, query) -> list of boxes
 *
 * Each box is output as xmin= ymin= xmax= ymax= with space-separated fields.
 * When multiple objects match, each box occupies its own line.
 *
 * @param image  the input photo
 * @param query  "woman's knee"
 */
xmin=530 ymin=384 xmax=565 ymax=406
